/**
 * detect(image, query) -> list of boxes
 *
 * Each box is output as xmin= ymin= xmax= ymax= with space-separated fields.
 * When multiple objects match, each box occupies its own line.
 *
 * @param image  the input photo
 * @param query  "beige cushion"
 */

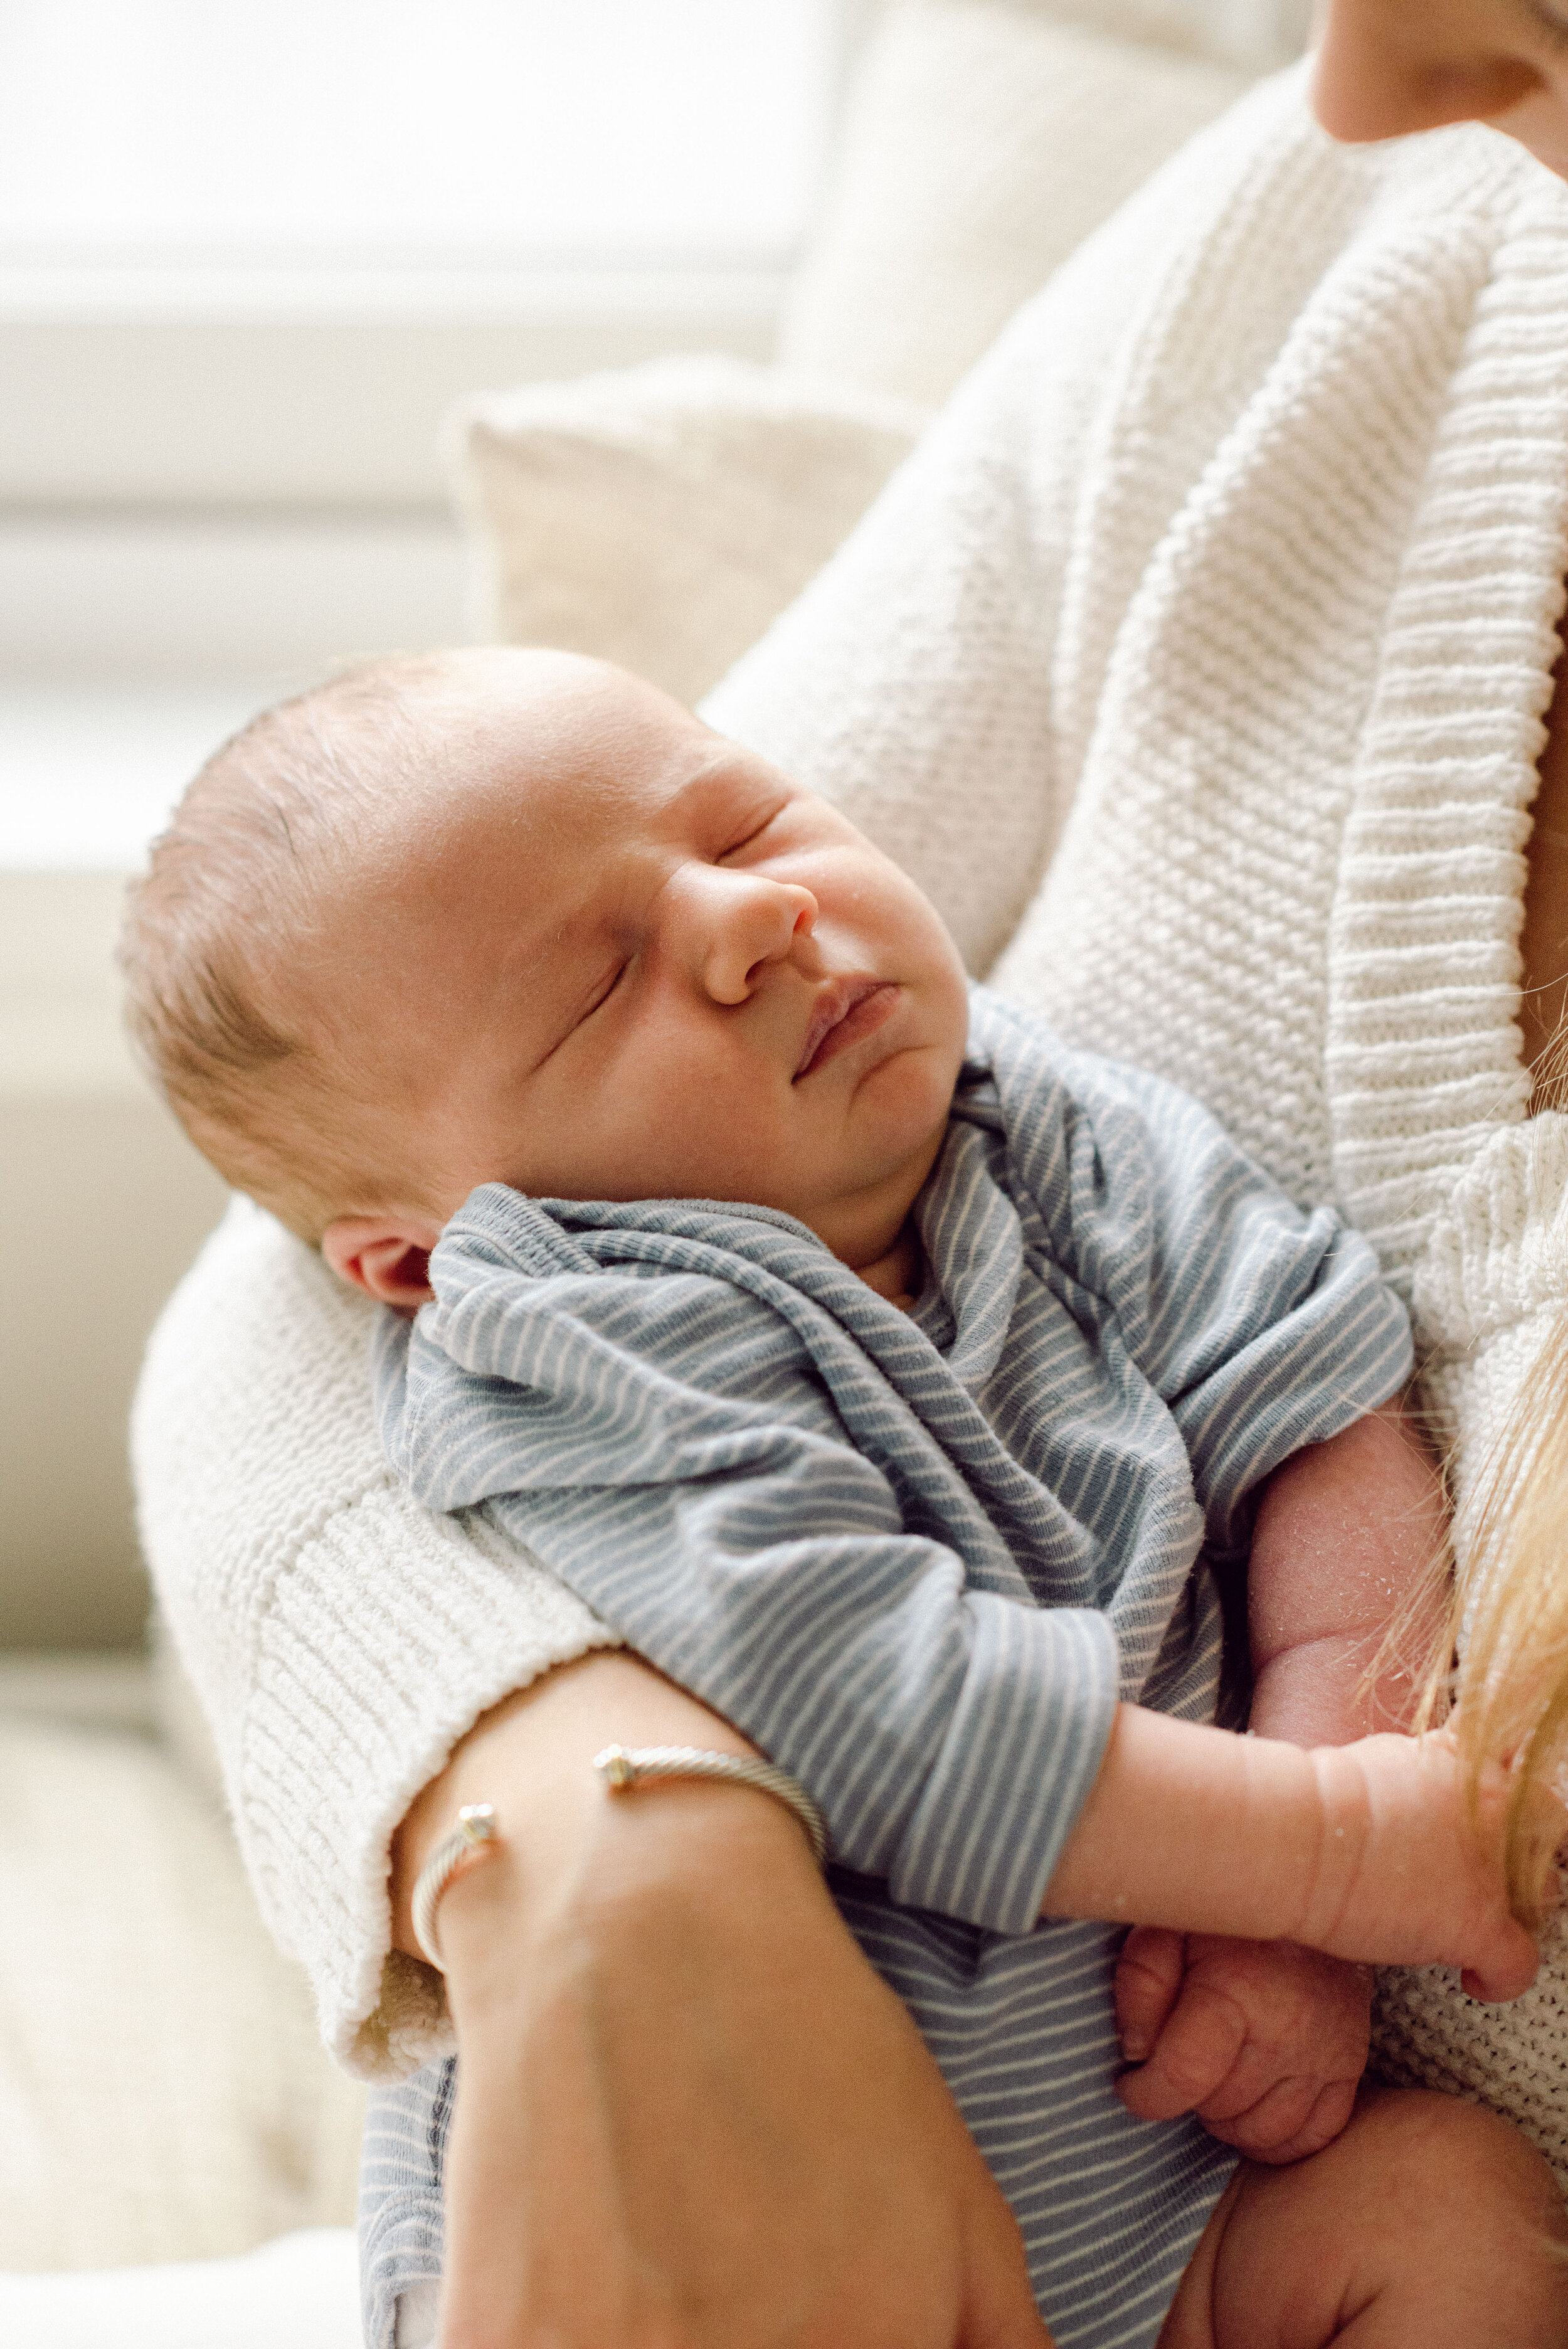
xmin=780 ymin=1 xmax=1253 ymax=408
xmin=444 ymin=354 xmax=924 ymax=708
xmin=0 ymin=1712 xmax=363 ymax=2269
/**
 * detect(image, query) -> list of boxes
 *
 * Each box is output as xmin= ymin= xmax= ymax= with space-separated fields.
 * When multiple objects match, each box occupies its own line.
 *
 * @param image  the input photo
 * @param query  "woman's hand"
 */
xmin=393 ymin=1653 xmax=1052 ymax=2349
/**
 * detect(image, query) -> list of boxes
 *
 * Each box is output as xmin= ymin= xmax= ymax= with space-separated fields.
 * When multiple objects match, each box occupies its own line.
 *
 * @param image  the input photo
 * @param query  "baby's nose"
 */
xmin=700 ymin=876 xmax=817 ymax=1004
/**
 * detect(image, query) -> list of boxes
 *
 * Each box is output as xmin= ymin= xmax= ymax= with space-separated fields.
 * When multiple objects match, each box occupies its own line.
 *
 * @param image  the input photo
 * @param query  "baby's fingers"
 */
xmin=1456 ymin=1750 xmax=1562 ymax=1999
xmin=1114 ymin=1926 xmax=1186 ymax=2064
xmin=1115 ymin=1978 xmax=1246 ymax=2123
xmin=1459 ymin=1913 xmax=1543 ymax=2005
xmin=1204 ymin=2074 xmax=1357 ymax=2165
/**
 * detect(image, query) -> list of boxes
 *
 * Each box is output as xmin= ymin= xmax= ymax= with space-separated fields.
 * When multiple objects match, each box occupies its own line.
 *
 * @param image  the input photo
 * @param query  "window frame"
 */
xmin=0 ymin=0 xmax=875 ymax=514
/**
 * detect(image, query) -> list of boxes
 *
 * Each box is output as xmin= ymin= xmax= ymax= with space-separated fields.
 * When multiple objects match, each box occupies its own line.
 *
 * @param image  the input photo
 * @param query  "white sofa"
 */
xmin=1 ymin=3 xmax=1304 ymax=2333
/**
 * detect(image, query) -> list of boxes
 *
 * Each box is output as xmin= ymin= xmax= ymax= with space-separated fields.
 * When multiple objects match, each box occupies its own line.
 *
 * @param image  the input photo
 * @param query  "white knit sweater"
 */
xmin=135 ymin=65 xmax=1568 ymax=2168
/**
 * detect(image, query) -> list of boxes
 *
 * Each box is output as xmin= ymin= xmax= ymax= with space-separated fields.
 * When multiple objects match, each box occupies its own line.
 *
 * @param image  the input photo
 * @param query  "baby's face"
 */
xmin=314 ymin=654 xmax=970 ymax=1286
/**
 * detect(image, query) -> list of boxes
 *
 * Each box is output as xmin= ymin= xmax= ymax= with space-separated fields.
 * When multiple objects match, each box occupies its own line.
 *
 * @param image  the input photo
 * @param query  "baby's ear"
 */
xmin=322 ymin=1216 xmax=440 ymax=1309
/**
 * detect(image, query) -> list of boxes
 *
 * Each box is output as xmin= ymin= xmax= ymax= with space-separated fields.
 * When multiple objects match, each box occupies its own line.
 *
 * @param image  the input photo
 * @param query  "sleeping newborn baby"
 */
xmin=122 ymin=649 xmax=1565 ymax=2349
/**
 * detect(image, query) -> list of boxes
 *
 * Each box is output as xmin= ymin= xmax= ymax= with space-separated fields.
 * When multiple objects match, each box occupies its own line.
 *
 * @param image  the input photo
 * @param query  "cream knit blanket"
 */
xmin=136 ymin=65 xmax=1568 ymax=2177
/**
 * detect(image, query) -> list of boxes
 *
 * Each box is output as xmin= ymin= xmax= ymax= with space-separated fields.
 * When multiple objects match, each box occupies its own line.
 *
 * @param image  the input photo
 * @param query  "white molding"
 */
xmin=0 ymin=274 xmax=781 ymax=507
xmin=0 ymin=513 xmax=466 ymax=679
xmin=0 ymin=259 xmax=790 ymax=323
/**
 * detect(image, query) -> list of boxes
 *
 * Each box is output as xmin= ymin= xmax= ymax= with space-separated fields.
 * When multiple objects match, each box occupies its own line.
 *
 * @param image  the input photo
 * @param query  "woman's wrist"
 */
xmin=390 ymin=1650 xmax=783 ymax=1967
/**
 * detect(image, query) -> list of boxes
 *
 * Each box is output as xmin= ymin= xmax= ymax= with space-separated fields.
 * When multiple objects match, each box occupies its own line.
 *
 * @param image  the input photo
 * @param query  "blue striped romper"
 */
xmin=359 ymin=987 xmax=1412 ymax=2348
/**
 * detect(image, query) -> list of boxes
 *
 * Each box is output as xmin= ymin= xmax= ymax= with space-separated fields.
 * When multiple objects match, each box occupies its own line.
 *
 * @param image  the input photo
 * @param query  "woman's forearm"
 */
xmin=390 ymin=1650 xmax=1053 ymax=2348
xmin=389 ymin=1650 xmax=769 ymax=1958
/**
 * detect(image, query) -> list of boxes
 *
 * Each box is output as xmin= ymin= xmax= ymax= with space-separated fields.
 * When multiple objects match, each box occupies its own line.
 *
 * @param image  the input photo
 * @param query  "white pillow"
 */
xmin=443 ymin=354 xmax=924 ymax=708
xmin=0 ymin=1715 xmax=363 ymax=2269
xmin=780 ymin=1 xmax=1253 ymax=408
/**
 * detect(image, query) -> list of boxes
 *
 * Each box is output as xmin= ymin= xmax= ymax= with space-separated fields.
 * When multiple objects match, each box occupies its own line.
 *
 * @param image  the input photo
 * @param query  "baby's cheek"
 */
xmin=845 ymin=1047 xmax=956 ymax=1170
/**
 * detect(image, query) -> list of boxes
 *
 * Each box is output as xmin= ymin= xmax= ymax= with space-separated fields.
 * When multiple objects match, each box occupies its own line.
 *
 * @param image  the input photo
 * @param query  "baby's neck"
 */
xmin=852 ymin=1219 xmax=924 ymax=1314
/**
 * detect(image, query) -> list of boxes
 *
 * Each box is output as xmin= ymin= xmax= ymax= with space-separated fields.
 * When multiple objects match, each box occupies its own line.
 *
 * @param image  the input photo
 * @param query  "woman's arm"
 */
xmin=396 ymin=1652 xmax=1547 ymax=2349
xmin=391 ymin=1652 xmax=1051 ymax=2349
xmin=134 ymin=1200 xmax=621 ymax=2074
xmin=140 ymin=1214 xmax=1049 ymax=2346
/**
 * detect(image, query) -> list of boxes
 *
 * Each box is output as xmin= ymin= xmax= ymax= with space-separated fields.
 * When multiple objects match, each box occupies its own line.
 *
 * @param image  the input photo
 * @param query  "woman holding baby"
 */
xmin=134 ymin=0 xmax=1568 ymax=2341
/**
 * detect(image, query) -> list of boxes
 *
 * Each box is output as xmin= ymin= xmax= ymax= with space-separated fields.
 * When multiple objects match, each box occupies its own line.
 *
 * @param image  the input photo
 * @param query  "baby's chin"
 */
xmin=800 ymin=1058 xmax=960 ymax=1217
xmin=855 ymin=1019 xmax=967 ymax=1137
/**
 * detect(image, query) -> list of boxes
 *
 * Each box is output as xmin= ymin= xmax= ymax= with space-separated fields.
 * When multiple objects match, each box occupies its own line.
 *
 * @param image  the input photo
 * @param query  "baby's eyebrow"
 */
xmin=669 ymin=760 xmax=787 ymax=842
xmin=669 ymin=743 xmax=761 ymax=803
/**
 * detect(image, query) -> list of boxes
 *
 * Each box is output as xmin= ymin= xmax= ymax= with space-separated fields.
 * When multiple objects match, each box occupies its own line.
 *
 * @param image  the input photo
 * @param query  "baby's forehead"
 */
xmin=386 ymin=669 xmax=729 ymax=850
xmin=317 ymin=672 xmax=729 ymax=941
xmin=421 ymin=648 xmax=701 ymax=760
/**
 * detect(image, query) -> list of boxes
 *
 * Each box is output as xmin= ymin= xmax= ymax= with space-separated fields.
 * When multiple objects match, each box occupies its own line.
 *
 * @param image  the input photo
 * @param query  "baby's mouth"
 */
xmin=793 ymin=978 xmax=898 ymax=1081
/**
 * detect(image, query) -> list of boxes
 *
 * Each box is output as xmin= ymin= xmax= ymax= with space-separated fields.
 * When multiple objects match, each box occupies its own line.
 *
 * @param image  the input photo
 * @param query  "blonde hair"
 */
xmin=1422 ymin=1320 xmax=1568 ymax=1926
xmin=1408 ymin=1013 xmax=1568 ymax=1922
xmin=120 ymin=657 xmax=452 ymax=1241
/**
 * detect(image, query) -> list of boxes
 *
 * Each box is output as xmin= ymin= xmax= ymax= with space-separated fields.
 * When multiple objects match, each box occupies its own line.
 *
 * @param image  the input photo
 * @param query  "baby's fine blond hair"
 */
xmin=120 ymin=655 xmax=452 ymax=1242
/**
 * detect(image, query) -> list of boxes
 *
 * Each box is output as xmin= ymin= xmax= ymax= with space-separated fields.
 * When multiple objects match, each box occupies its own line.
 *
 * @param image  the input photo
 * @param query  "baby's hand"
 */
xmin=1115 ymin=1927 xmax=1371 ymax=2164
xmin=1303 ymin=1729 xmax=1563 ymax=1999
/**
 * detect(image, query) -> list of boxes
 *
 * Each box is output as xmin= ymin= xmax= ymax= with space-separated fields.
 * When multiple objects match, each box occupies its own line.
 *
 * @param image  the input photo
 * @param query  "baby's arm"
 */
xmin=1246 ymin=1400 xmax=1447 ymax=1746
xmin=1116 ymin=1402 xmax=1449 ymax=2160
xmin=1043 ymin=1700 xmax=1547 ymax=1999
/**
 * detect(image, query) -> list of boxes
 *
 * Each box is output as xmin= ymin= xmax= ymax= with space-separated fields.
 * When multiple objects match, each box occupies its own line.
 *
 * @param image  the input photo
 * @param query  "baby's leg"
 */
xmin=1162 ymin=2086 xmax=1568 ymax=2348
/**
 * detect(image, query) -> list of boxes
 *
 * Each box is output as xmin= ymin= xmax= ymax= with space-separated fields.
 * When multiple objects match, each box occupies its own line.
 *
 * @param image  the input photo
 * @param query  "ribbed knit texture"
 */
xmin=135 ymin=65 xmax=1568 ymax=2151
xmin=132 ymin=1200 xmax=614 ymax=2075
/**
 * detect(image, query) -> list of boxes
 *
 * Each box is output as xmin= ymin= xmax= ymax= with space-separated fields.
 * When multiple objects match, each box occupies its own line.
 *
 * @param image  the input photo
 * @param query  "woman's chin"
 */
xmin=1489 ymin=96 xmax=1568 ymax=181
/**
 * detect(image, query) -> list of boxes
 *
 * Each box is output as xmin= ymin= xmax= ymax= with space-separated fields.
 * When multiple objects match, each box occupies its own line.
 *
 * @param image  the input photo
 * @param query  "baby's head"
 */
xmin=123 ymin=649 xmax=970 ymax=1303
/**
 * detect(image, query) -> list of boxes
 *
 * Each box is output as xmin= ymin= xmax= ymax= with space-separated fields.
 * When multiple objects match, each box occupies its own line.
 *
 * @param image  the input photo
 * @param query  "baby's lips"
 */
xmin=793 ymin=975 xmax=894 ymax=1079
